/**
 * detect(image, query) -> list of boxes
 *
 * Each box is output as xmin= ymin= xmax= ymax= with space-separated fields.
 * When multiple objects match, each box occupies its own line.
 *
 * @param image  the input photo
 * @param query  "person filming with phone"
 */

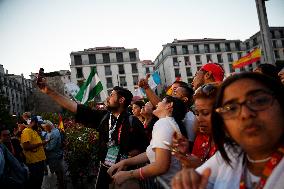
xmin=36 ymin=68 xmax=148 ymax=189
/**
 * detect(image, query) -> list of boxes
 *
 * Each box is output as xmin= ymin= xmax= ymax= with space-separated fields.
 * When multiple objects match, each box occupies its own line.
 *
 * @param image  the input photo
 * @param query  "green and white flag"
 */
xmin=75 ymin=67 xmax=103 ymax=104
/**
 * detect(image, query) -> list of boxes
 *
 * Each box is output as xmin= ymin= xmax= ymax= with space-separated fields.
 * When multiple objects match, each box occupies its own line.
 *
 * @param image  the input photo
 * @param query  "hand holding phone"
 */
xmin=163 ymin=141 xmax=190 ymax=158
xmin=37 ymin=68 xmax=45 ymax=89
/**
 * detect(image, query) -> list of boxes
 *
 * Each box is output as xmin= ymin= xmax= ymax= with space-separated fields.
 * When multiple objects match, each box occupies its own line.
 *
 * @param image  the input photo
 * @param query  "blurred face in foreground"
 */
xmin=219 ymin=79 xmax=284 ymax=153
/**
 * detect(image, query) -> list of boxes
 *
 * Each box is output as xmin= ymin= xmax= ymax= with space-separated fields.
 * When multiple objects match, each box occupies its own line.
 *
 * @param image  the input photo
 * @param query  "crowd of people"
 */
xmin=0 ymin=62 xmax=284 ymax=189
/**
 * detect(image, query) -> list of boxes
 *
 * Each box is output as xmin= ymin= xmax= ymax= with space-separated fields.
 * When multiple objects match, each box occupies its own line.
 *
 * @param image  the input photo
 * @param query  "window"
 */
xmin=206 ymin=54 xmax=211 ymax=63
xmin=173 ymin=57 xmax=179 ymax=66
xmin=116 ymin=52 xmax=124 ymax=62
xmin=229 ymin=64 xmax=234 ymax=73
xmin=88 ymin=54 xmax=96 ymax=64
xmin=103 ymin=53 xmax=110 ymax=63
xmin=246 ymin=42 xmax=250 ymax=49
xmin=174 ymin=68 xmax=180 ymax=78
xmin=120 ymin=76 xmax=127 ymax=86
xmin=225 ymin=43 xmax=231 ymax=52
xmin=186 ymin=67 xmax=192 ymax=76
xmin=204 ymin=44 xmax=210 ymax=53
xmin=145 ymin=67 xmax=150 ymax=74
xmin=118 ymin=65 xmax=125 ymax=74
xmin=195 ymin=55 xmax=201 ymax=63
xmin=235 ymin=42 xmax=241 ymax=51
xmin=106 ymin=77 xmax=113 ymax=88
xmin=282 ymin=40 xmax=284 ymax=48
xmin=131 ymin=63 xmax=138 ymax=73
xmin=271 ymin=31 xmax=275 ymax=39
xmin=227 ymin=53 xmax=233 ymax=62
xmin=215 ymin=44 xmax=221 ymax=52
xmin=182 ymin=45 xmax=189 ymax=54
xmin=274 ymin=50 xmax=280 ymax=59
xmin=105 ymin=66 xmax=112 ymax=75
xmin=272 ymin=40 xmax=277 ymax=48
xmin=217 ymin=54 xmax=223 ymax=63
xmin=253 ymin=38 xmax=257 ymax=47
xmin=129 ymin=51 xmax=137 ymax=61
xmin=279 ymin=30 xmax=284 ymax=38
xmin=133 ymin=75 xmax=138 ymax=85
xmin=74 ymin=55 xmax=82 ymax=65
xmin=193 ymin=45 xmax=199 ymax=54
xmin=238 ymin=52 xmax=242 ymax=59
xmin=171 ymin=46 xmax=177 ymax=55
xmin=76 ymin=68 xmax=83 ymax=78
xmin=184 ymin=56 xmax=190 ymax=66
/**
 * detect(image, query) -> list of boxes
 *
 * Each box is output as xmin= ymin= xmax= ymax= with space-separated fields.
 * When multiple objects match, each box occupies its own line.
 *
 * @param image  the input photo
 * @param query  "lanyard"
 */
xmin=108 ymin=114 xmax=120 ymax=142
xmin=240 ymin=144 xmax=284 ymax=189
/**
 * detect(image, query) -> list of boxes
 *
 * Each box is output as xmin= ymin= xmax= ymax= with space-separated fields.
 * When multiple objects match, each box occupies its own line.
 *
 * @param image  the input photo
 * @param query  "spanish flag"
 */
xmin=233 ymin=48 xmax=261 ymax=69
xmin=58 ymin=114 xmax=65 ymax=132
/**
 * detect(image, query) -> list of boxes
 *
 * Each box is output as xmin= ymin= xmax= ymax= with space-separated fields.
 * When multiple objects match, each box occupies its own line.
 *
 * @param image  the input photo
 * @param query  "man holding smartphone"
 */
xmin=37 ymin=75 xmax=148 ymax=189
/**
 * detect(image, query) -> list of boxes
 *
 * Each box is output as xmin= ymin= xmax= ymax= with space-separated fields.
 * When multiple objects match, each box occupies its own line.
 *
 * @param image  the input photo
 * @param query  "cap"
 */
xmin=30 ymin=116 xmax=39 ymax=123
xmin=42 ymin=120 xmax=53 ymax=126
xmin=200 ymin=63 xmax=224 ymax=82
xmin=30 ymin=116 xmax=44 ymax=124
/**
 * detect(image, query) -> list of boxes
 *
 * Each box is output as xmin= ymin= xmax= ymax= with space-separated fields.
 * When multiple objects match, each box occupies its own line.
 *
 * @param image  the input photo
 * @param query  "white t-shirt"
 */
xmin=196 ymin=149 xmax=284 ymax=189
xmin=183 ymin=111 xmax=195 ymax=142
xmin=146 ymin=117 xmax=182 ymax=185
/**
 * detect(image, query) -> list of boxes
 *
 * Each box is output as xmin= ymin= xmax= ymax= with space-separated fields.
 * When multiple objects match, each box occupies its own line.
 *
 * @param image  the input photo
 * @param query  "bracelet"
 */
xmin=139 ymin=168 xmax=145 ymax=180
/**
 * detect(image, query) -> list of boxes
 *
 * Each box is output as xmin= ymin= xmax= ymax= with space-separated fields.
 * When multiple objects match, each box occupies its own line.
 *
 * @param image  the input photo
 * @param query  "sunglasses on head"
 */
xmin=194 ymin=83 xmax=218 ymax=96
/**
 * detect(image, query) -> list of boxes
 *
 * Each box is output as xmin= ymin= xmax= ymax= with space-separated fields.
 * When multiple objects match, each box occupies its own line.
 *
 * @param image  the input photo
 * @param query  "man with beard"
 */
xmin=191 ymin=62 xmax=224 ymax=90
xmin=38 ymin=81 xmax=148 ymax=188
xmin=21 ymin=116 xmax=49 ymax=189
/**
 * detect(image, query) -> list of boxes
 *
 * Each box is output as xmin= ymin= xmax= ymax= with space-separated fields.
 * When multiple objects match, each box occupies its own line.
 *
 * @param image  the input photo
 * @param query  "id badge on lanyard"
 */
xmin=104 ymin=114 xmax=120 ymax=166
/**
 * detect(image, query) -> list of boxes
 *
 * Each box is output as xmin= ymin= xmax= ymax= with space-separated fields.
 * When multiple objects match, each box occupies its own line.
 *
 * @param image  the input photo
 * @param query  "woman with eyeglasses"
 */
xmin=171 ymin=83 xmax=219 ymax=169
xmin=107 ymin=96 xmax=188 ymax=187
xmin=171 ymin=72 xmax=284 ymax=189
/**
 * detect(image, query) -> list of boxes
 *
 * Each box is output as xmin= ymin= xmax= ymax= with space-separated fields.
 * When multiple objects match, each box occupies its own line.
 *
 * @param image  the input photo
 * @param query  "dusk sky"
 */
xmin=0 ymin=0 xmax=283 ymax=78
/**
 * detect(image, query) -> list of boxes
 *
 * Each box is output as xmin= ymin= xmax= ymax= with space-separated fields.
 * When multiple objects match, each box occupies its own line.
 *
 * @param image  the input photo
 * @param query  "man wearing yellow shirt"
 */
xmin=21 ymin=116 xmax=49 ymax=189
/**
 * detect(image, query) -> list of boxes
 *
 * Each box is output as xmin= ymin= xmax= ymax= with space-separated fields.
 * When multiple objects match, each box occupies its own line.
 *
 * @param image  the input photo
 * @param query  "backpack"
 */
xmin=0 ymin=144 xmax=29 ymax=186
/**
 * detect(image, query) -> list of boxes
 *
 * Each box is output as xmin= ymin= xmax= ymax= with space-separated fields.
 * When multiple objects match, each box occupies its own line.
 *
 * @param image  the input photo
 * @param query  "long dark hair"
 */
xmin=164 ymin=95 xmax=188 ymax=138
xmin=211 ymin=72 xmax=284 ymax=165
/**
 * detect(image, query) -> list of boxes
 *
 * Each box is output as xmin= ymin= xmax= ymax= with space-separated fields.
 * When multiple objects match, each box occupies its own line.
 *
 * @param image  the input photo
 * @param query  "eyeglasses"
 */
xmin=194 ymin=83 xmax=218 ymax=96
xmin=215 ymin=90 xmax=275 ymax=120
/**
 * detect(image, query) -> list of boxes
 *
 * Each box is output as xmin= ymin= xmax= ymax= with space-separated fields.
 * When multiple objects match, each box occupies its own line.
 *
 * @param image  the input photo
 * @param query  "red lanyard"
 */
xmin=117 ymin=124 xmax=123 ymax=144
xmin=240 ymin=144 xmax=284 ymax=189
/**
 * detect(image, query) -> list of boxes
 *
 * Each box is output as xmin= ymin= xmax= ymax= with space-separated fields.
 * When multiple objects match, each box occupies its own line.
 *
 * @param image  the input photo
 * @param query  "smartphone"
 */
xmin=37 ymin=68 xmax=45 ymax=89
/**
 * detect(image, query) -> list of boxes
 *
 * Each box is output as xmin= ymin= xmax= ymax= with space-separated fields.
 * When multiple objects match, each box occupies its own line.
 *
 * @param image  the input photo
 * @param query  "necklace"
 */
xmin=246 ymin=155 xmax=271 ymax=163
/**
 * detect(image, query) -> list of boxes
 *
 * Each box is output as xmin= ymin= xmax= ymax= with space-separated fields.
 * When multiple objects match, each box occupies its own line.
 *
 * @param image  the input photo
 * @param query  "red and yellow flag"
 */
xmin=58 ymin=114 xmax=65 ymax=132
xmin=233 ymin=48 xmax=261 ymax=69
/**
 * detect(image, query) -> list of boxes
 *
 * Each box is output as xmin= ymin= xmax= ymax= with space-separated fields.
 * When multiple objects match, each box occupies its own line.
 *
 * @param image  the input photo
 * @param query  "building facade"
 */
xmin=154 ymin=27 xmax=284 ymax=90
xmin=30 ymin=70 xmax=71 ymax=113
xmin=0 ymin=64 xmax=33 ymax=115
xmin=70 ymin=47 xmax=153 ymax=101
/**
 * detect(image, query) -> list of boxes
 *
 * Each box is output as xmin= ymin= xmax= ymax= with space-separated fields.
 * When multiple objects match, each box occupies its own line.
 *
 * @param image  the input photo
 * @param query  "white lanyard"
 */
xmin=108 ymin=113 xmax=120 ymax=142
